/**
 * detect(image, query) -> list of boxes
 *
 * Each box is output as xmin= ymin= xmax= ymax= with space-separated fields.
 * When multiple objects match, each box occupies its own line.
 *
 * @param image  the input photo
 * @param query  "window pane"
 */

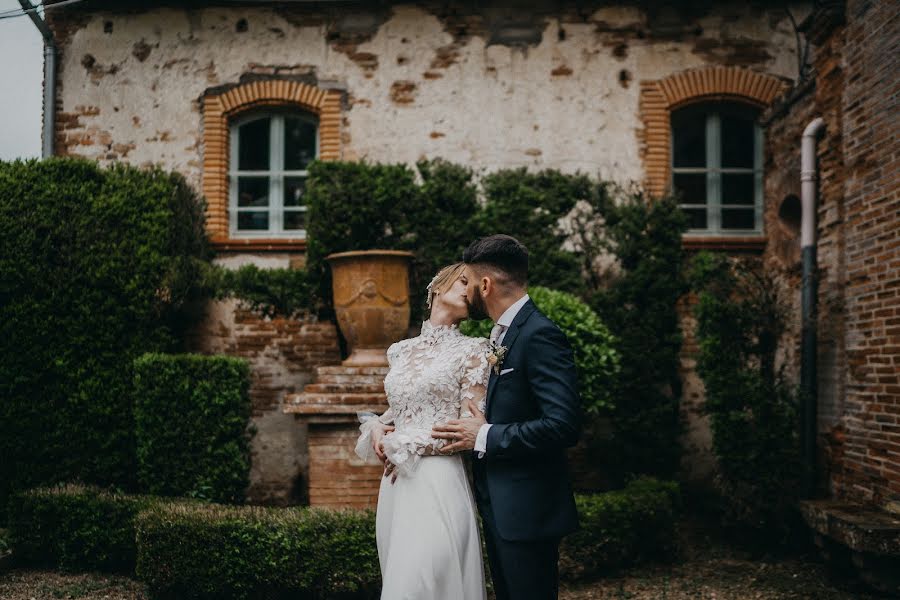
xmin=238 ymin=118 xmax=270 ymax=171
xmin=685 ymin=208 xmax=707 ymax=230
xmin=237 ymin=177 xmax=269 ymax=207
xmin=672 ymin=109 xmax=706 ymax=168
xmin=722 ymin=173 xmax=755 ymax=206
xmin=722 ymin=208 xmax=755 ymax=230
xmin=237 ymin=211 xmax=269 ymax=230
xmin=284 ymin=117 xmax=317 ymax=171
xmin=673 ymin=173 xmax=707 ymax=205
xmin=284 ymin=210 xmax=306 ymax=231
xmin=721 ymin=114 xmax=755 ymax=168
xmin=284 ymin=176 xmax=306 ymax=207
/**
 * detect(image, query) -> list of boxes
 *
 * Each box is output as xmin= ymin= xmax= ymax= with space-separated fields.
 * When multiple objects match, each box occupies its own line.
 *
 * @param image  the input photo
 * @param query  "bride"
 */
xmin=355 ymin=262 xmax=492 ymax=599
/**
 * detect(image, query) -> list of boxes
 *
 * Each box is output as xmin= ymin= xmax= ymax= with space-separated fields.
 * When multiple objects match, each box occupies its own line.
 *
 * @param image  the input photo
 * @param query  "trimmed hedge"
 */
xmin=461 ymin=286 xmax=619 ymax=414
xmin=560 ymin=476 xmax=681 ymax=579
xmin=0 ymin=157 xmax=209 ymax=521
xmin=6 ymin=484 xmax=162 ymax=573
xmin=136 ymin=502 xmax=380 ymax=599
xmin=133 ymin=353 xmax=252 ymax=504
xmin=8 ymin=478 xmax=678 ymax=595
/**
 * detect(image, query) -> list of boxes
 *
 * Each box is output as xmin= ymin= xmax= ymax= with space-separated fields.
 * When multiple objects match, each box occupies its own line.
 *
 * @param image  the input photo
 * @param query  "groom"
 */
xmin=433 ymin=234 xmax=581 ymax=600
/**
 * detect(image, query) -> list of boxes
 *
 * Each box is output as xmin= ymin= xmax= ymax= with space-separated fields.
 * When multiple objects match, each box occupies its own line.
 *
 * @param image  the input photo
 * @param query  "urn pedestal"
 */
xmin=283 ymin=250 xmax=413 ymax=509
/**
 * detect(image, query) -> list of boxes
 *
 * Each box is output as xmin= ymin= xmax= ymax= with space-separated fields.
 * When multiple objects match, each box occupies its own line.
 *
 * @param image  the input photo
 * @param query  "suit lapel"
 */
xmin=486 ymin=299 xmax=537 ymax=413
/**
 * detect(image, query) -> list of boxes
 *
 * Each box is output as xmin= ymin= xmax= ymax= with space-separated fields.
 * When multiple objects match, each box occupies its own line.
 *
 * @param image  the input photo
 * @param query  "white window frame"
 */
xmin=671 ymin=105 xmax=764 ymax=236
xmin=228 ymin=111 xmax=319 ymax=238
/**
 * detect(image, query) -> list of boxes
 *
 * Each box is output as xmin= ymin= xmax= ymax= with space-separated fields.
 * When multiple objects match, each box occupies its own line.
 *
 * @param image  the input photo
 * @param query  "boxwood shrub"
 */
xmin=560 ymin=476 xmax=681 ymax=579
xmin=6 ymin=484 xmax=163 ymax=573
xmin=461 ymin=285 xmax=619 ymax=414
xmin=0 ymin=157 xmax=209 ymax=521
xmin=133 ymin=353 xmax=252 ymax=504
xmin=136 ymin=502 xmax=380 ymax=599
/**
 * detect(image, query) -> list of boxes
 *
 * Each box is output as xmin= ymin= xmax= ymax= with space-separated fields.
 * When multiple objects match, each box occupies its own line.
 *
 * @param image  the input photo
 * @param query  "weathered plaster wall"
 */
xmin=51 ymin=2 xmax=803 ymax=187
xmin=48 ymin=1 xmax=808 ymax=498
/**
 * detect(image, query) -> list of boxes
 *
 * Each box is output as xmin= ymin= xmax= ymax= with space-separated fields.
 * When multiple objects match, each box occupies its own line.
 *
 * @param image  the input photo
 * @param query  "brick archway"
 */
xmin=639 ymin=66 xmax=789 ymax=199
xmin=201 ymin=80 xmax=342 ymax=249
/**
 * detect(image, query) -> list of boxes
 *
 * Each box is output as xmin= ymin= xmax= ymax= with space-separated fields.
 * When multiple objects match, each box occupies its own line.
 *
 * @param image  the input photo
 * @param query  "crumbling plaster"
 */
xmin=54 ymin=3 xmax=803 ymax=189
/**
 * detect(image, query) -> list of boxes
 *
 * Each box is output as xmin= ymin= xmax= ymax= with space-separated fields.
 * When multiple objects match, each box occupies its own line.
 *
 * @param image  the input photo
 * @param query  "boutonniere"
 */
xmin=487 ymin=342 xmax=508 ymax=375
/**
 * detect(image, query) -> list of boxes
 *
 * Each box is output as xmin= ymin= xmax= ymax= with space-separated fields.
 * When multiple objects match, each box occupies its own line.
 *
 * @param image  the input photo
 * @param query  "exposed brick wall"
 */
xmin=187 ymin=297 xmax=342 ymax=505
xmin=837 ymin=0 xmax=900 ymax=508
xmin=308 ymin=425 xmax=382 ymax=509
xmin=763 ymin=0 xmax=900 ymax=510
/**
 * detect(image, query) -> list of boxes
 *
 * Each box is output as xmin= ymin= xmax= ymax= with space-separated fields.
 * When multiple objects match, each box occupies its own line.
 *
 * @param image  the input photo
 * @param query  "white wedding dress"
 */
xmin=356 ymin=320 xmax=492 ymax=600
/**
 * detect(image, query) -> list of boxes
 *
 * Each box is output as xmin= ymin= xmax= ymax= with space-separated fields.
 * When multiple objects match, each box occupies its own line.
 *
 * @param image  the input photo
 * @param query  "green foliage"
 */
xmin=461 ymin=286 xmax=619 ymax=414
xmin=560 ymin=477 xmax=681 ymax=579
xmin=588 ymin=192 xmax=690 ymax=483
xmin=6 ymin=484 xmax=163 ymax=573
xmin=688 ymin=251 xmax=802 ymax=545
xmin=0 ymin=157 xmax=209 ymax=522
xmin=304 ymin=159 xmax=480 ymax=323
xmin=133 ymin=353 xmax=252 ymax=504
xmin=136 ymin=501 xmax=380 ymax=599
xmin=304 ymin=160 xmax=419 ymax=317
xmin=477 ymin=168 xmax=597 ymax=295
xmin=202 ymin=262 xmax=312 ymax=319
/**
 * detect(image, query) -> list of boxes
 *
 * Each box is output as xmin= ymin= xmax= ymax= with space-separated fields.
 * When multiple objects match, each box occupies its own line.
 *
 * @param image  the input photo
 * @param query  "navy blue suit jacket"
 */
xmin=473 ymin=298 xmax=581 ymax=542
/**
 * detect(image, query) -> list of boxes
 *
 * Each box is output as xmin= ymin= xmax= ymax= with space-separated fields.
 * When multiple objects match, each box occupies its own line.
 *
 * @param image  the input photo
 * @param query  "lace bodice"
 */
xmin=355 ymin=320 xmax=492 ymax=475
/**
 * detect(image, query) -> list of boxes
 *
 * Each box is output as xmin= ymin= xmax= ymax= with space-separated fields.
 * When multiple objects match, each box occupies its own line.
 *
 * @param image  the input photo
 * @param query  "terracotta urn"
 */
xmin=326 ymin=250 xmax=415 ymax=366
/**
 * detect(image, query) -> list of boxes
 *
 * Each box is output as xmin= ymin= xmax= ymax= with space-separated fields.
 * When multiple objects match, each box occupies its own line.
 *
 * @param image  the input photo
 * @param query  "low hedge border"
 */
xmin=7 ymin=477 xmax=679 ymax=596
xmin=6 ymin=484 xmax=164 ymax=573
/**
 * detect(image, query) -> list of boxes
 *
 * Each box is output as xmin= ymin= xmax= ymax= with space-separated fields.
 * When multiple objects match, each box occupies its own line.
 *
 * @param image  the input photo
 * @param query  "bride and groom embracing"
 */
xmin=355 ymin=234 xmax=581 ymax=600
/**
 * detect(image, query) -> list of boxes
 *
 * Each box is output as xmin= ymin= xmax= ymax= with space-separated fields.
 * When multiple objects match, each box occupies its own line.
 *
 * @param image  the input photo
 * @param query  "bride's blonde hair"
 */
xmin=426 ymin=262 xmax=467 ymax=311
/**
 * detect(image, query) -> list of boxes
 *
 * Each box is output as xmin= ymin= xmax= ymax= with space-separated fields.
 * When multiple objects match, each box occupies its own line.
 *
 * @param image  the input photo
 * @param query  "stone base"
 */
xmin=800 ymin=499 xmax=900 ymax=596
xmin=284 ymin=365 xmax=390 ymax=509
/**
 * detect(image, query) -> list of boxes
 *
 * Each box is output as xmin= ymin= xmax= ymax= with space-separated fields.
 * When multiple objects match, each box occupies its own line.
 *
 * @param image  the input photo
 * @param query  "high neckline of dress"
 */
xmin=420 ymin=319 xmax=460 ymax=341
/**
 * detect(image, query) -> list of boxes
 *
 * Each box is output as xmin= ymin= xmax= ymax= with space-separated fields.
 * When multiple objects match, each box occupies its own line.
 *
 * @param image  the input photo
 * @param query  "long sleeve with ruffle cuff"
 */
xmin=379 ymin=428 xmax=446 ymax=476
xmin=354 ymin=408 xmax=395 ymax=465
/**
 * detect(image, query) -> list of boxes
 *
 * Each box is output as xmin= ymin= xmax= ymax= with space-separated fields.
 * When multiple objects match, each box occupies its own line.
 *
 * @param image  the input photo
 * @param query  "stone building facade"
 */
xmin=43 ymin=0 xmax=855 ymax=505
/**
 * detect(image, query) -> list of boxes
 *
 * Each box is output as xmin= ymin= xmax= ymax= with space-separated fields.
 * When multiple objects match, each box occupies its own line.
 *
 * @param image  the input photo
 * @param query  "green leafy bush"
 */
xmin=133 ymin=353 xmax=252 ymax=504
xmin=461 ymin=286 xmax=619 ymax=414
xmin=304 ymin=159 xmax=480 ymax=323
xmin=689 ymin=251 xmax=802 ymax=546
xmin=202 ymin=262 xmax=312 ymax=319
xmin=588 ymin=191 xmax=689 ymax=483
xmin=561 ymin=476 xmax=681 ymax=579
xmin=0 ymin=157 xmax=209 ymax=522
xmin=6 ymin=484 xmax=163 ymax=573
xmin=304 ymin=160 xmax=419 ymax=317
xmin=477 ymin=168 xmax=596 ymax=295
xmin=136 ymin=501 xmax=379 ymax=599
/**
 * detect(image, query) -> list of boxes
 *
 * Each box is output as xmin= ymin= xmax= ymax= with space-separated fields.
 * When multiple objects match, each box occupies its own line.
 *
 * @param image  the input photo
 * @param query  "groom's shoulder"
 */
xmin=526 ymin=309 xmax=570 ymax=345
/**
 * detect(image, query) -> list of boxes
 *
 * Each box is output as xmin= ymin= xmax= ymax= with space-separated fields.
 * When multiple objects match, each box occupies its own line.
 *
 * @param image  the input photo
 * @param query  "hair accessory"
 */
xmin=425 ymin=272 xmax=441 ymax=308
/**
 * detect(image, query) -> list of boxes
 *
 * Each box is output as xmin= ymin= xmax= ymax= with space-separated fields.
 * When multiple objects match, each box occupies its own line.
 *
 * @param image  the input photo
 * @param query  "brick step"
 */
xmin=283 ymin=402 xmax=389 ymax=415
xmin=290 ymin=392 xmax=386 ymax=405
xmin=303 ymin=383 xmax=385 ymax=394
xmin=314 ymin=373 xmax=388 ymax=385
xmin=316 ymin=365 xmax=390 ymax=376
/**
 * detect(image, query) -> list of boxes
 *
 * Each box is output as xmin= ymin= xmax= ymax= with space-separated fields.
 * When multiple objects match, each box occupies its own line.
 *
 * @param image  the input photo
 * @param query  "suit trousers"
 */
xmin=475 ymin=486 xmax=560 ymax=600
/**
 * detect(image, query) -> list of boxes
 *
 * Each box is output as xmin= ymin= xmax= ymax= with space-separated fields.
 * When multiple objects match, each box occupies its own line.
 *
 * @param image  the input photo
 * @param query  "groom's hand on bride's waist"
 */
xmin=432 ymin=400 xmax=486 ymax=454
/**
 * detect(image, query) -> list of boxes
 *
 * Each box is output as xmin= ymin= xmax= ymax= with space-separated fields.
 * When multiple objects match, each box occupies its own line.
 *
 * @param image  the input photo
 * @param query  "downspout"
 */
xmin=18 ymin=0 xmax=56 ymax=158
xmin=800 ymin=117 xmax=825 ymax=499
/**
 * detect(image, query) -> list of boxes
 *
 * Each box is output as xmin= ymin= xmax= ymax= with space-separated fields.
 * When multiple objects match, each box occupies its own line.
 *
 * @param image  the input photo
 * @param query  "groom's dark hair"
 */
xmin=462 ymin=234 xmax=529 ymax=287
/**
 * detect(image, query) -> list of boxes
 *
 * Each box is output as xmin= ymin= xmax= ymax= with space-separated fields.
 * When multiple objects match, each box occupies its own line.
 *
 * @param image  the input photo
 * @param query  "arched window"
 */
xmin=671 ymin=102 xmax=763 ymax=234
xmin=229 ymin=111 xmax=318 ymax=237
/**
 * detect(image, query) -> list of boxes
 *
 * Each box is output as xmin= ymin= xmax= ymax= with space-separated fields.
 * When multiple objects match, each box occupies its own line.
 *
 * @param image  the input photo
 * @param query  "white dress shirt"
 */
xmin=474 ymin=293 xmax=530 ymax=457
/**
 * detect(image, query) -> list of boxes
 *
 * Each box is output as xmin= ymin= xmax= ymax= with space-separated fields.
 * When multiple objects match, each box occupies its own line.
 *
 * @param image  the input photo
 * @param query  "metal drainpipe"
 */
xmin=800 ymin=117 xmax=825 ymax=499
xmin=18 ymin=0 xmax=56 ymax=158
